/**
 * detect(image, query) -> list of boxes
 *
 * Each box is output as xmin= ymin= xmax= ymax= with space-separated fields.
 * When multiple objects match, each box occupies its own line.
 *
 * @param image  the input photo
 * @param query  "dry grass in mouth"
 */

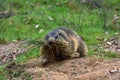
xmin=45 ymin=40 xmax=75 ymax=59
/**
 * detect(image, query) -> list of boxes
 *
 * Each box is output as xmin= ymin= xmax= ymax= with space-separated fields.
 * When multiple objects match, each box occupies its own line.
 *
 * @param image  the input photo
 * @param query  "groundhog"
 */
xmin=40 ymin=27 xmax=87 ymax=66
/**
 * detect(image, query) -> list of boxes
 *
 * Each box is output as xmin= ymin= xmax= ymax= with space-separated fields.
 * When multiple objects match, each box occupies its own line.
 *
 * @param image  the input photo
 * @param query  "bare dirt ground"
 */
xmin=21 ymin=57 xmax=120 ymax=80
xmin=3 ymin=57 xmax=120 ymax=80
xmin=0 ymin=41 xmax=28 ymax=65
xmin=104 ymin=36 xmax=120 ymax=53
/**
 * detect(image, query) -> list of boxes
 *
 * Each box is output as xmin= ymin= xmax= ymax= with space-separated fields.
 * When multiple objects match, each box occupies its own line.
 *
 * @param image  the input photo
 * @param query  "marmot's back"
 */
xmin=56 ymin=27 xmax=82 ymax=52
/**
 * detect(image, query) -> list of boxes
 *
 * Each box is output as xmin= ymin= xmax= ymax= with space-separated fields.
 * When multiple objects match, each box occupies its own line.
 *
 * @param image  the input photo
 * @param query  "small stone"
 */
xmin=106 ymin=42 xmax=112 ymax=45
xmin=39 ymin=29 xmax=44 ymax=33
xmin=109 ymin=69 xmax=119 ymax=74
xmin=35 ymin=24 xmax=39 ymax=29
xmin=48 ymin=16 xmax=54 ymax=21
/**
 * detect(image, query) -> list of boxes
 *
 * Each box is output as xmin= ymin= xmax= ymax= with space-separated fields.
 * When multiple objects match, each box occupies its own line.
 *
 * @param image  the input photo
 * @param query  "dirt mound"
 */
xmin=17 ymin=57 xmax=120 ymax=80
xmin=104 ymin=36 xmax=120 ymax=53
xmin=0 ymin=41 xmax=29 ymax=65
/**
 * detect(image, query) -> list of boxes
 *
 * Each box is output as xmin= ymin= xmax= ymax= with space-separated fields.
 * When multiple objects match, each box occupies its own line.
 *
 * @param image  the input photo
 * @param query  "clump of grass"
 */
xmin=20 ymin=72 xmax=32 ymax=80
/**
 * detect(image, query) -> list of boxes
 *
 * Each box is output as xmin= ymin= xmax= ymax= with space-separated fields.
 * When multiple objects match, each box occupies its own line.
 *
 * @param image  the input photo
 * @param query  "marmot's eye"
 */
xmin=55 ymin=36 xmax=58 ymax=39
xmin=58 ymin=32 xmax=62 ymax=36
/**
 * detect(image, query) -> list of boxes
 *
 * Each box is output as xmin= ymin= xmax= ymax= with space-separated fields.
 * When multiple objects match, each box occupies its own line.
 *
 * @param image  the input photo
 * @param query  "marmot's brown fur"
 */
xmin=40 ymin=27 xmax=87 ymax=66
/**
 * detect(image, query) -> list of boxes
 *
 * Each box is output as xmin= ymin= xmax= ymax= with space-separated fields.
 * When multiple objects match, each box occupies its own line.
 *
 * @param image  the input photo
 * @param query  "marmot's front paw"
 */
xmin=71 ymin=52 xmax=80 ymax=58
xmin=39 ymin=58 xmax=49 ymax=67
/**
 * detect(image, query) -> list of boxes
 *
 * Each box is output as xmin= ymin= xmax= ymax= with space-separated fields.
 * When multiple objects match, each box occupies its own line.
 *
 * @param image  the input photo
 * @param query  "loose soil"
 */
xmin=0 ymin=41 xmax=28 ymax=65
xmin=5 ymin=57 xmax=120 ymax=80
xmin=104 ymin=36 xmax=120 ymax=53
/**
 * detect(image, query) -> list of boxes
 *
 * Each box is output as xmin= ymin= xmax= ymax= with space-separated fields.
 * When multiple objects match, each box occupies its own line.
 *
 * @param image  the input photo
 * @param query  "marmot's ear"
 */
xmin=58 ymin=31 xmax=62 ymax=36
xmin=58 ymin=31 xmax=60 ymax=35
xmin=80 ymin=36 xmax=84 ymax=40
xmin=45 ymin=35 xmax=49 ymax=40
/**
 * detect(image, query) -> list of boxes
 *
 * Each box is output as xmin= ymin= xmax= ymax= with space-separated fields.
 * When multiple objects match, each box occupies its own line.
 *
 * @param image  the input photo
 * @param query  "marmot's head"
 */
xmin=45 ymin=29 xmax=68 ymax=45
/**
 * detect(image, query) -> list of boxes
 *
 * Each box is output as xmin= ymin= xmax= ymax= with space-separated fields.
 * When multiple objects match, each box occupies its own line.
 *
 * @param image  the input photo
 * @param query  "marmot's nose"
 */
xmin=49 ymin=40 xmax=54 ymax=44
xmin=48 ymin=38 xmax=54 ymax=44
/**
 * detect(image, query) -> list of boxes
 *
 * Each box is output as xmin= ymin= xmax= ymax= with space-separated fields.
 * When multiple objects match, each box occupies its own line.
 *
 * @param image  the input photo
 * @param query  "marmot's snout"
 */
xmin=48 ymin=36 xmax=59 ymax=44
xmin=48 ymin=37 xmax=55 ymax=44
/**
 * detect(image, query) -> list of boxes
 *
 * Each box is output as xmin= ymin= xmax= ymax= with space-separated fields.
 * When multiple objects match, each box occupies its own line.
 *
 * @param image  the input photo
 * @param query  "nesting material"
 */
xmin=40 ymin=40 xmax=76 ymax=61
xmin=50 ymin=40 xmax=74 ymax=59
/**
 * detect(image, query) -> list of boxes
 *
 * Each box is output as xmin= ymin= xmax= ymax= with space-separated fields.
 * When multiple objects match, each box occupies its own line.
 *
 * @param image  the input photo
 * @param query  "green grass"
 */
xmin=0 ymin=0 xmax=120 ymax=79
